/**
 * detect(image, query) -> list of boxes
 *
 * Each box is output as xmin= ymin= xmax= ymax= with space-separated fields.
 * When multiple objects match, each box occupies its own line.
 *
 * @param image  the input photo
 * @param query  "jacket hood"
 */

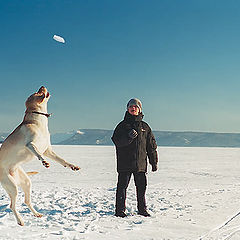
xmin=124 ymin=111 xmax=144 ymax=123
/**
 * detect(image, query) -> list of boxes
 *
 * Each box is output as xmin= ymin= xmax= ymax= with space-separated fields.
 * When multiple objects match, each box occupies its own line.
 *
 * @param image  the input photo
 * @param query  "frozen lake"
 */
xmin=1 ymin=146 xmax=240 ymax=239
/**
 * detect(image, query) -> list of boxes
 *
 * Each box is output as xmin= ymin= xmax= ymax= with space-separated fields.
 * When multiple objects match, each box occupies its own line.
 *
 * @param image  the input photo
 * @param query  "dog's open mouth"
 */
xmin=37 ymin=86 xmax=50 ymax=98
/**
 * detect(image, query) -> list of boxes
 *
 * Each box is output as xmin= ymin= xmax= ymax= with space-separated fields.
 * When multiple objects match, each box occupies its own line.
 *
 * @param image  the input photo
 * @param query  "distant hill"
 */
xmin=55 ymin=129 xmax=240 ymax=147
xmin=57 ymin=129 xmax=113 ymax=145
xmin=154 ymin=131 xmax=240 ymax=147
xmin=2 ymin=129 xmax=240 ymax=147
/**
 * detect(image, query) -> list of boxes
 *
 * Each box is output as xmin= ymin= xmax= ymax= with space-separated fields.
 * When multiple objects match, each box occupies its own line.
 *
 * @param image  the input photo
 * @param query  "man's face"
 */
xmin=128 ymin=105 xmax=140 ymax=116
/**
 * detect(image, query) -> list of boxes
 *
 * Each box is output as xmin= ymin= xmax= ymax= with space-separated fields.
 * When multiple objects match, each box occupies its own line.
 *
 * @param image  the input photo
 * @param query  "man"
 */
xmin=112 ymin=98 xmax=158 ymax=217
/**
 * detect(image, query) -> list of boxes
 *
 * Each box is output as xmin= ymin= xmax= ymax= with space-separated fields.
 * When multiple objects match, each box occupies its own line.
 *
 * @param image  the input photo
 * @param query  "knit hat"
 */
xmin=127 ymin=98 xmax=142 ymax=113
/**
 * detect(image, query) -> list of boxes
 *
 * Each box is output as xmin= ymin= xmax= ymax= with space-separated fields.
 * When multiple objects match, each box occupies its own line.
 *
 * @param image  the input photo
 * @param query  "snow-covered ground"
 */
xmin=1 ymin=146 xmax=240 ymax=239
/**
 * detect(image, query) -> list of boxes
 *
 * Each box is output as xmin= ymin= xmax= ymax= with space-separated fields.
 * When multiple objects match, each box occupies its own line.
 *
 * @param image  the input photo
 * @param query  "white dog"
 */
xmin=0 ymin=86 xmax=80 ymax=226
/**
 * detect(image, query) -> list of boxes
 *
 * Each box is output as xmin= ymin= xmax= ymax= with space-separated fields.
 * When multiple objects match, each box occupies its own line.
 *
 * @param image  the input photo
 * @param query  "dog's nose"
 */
xmin=38 ymin=86 xmax=47 ymax=94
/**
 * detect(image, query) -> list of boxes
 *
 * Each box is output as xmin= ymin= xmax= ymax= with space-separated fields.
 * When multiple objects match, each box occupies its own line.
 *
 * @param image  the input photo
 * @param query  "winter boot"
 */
xmin=137 ymin=209 xmax=151 ymax=217
xmin=115 ymin=211 xmax=127 ymax=218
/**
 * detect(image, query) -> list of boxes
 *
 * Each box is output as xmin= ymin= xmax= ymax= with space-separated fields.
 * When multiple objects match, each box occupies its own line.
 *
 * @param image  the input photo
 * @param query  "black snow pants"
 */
xmin=115 ymin=172 xmax=147 ymax=213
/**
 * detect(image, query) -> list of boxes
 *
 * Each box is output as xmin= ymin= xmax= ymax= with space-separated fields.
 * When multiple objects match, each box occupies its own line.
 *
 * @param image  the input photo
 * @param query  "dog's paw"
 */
xmin=17 ymin=220 xmax=25 ymax=226
xmin=42 ymin=160 xmax=50 ymax=168
xmin=72 ymin=165 xmax=80 ymax=171
xmin=35 ymin=213 xmax=43 ymax=218
xmin=68 ymin=164 xmax=80 ymax=171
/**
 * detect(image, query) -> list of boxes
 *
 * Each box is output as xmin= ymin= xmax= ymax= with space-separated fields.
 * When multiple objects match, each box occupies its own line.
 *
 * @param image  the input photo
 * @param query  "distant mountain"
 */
xmin=2 ymin=129 xmax=240 ymax=147
xmin=154 ymin=131 xmax=240 ymax=147
xmin=55 ymin=129 xmax=240 ymax=147
xmin=57 ymin=129 xmax=113 ymax=145
xmin=50 ymin=131 xmax=76 ymax=144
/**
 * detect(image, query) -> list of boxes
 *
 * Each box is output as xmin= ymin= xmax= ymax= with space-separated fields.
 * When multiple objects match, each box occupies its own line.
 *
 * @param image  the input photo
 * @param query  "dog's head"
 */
xmin=25 ymin=86 xmax=51 ymax=111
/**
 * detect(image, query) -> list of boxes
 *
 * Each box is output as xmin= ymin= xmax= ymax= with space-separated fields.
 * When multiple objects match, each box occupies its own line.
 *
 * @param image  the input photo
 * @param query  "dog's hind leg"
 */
xmin=1 ymin=172 xmax=24 ymax=226
xmin=17 ymin=167 xmax=43 ymax=218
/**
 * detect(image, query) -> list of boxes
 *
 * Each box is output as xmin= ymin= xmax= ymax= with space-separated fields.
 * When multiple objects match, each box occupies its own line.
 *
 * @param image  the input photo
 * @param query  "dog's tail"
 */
xmin=27 ymin=171 xmax=39 ymax=176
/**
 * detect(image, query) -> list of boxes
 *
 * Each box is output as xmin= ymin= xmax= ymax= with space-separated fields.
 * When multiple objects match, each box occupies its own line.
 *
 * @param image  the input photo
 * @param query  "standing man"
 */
xmin=112 ymin=98 xmax=158 ymax=217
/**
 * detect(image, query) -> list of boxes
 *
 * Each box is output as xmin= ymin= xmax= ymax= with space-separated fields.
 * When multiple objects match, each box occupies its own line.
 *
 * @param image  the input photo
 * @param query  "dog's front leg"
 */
xmin=43 ymin=147 xmax=80 ymax=171
xmin=26 ymin=142 xmax=50 ymax=168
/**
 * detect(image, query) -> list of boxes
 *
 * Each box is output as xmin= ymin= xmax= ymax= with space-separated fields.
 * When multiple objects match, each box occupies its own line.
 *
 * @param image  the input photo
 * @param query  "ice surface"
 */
xmin=1 ymin=146 xmax=240 ymax=239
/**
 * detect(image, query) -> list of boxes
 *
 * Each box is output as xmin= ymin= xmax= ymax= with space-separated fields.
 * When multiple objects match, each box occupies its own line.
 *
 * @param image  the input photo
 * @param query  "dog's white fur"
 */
xmin=0 ymin=86 xmax=80 ymax=226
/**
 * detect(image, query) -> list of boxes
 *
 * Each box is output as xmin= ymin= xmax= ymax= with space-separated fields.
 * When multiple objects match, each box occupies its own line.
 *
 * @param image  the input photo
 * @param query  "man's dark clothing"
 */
xmin=116 ymin=172 xmax=147 ymax=213
xmin=112 ymin=112 xmax=158 ymax=173
xmin=112 ymin=111 xmax=158 ymax=215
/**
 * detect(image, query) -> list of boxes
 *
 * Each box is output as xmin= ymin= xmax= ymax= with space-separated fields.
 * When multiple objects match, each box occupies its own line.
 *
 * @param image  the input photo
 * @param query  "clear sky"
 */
xmin=1 ymin=0 xmax=240 ymax=133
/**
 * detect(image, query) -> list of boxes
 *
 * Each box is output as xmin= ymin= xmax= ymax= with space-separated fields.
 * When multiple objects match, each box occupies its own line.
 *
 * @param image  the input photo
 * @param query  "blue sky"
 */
xmin=1 ymin=0 xmax=240 ymax=133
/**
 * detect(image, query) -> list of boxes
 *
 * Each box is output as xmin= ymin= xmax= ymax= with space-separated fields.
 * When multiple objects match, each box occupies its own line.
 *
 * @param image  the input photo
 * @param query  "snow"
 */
xmin=1 ymin=146 xmax=240 ymax=239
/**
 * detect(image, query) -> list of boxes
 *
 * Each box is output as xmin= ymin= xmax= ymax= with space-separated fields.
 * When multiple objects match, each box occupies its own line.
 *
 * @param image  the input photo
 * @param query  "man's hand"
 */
xmin=152 ymin=165 xmax=157 ymax=172
xmin=128 ymin=129 xmax=138 ymax=139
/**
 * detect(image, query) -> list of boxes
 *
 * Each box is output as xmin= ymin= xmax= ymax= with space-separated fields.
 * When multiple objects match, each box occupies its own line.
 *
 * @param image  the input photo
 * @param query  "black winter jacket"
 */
xmin=112 ymin=111 xmax=158 ymax=173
